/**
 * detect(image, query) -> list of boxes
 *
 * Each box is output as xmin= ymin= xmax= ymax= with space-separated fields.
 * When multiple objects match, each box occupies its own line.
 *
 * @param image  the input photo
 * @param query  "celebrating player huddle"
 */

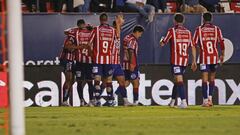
xmin=59 ymin=13 xmax=144 ymax=107
xmin=59 ymin=12 xmax=225 ymax=108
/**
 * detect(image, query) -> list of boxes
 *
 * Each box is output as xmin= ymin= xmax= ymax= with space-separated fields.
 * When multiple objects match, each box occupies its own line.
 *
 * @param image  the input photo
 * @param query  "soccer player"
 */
xmin=101 ymin=15 xmax=133 ymax=106
xmin=59 ymin=29 xmax=77 ymax=106
xmin=160 ymin=13 xmax=197 ymax=108
xmin=89 ymin=13 xmax=117 ymax=106
xmin=123 ymin=25 xmax=145 ymax=105
xmin=193 ymin=12 xmax=225 ymax=107
xmin=74 ymin=19 xmax=95 ymax=107
xmin=60 ymin=19 xmax=88 ymax=106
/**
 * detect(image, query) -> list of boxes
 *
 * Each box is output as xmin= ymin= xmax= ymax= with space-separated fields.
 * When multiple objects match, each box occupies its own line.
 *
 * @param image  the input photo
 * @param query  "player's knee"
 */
xmin=94 ymin=80 xmax=101 ymax=90
xmin=118 ymin=79 xmax=125 ymax=86
xmin=133 ymin=80 xmax=140 ymax=87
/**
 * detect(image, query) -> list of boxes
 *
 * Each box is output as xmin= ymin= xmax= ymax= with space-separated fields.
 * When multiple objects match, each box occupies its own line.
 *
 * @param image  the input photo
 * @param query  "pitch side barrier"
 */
xmin=23 ymin=64 xmax=240 ymax=107
xmin=1 ymin=13 xmax=238 ymax=65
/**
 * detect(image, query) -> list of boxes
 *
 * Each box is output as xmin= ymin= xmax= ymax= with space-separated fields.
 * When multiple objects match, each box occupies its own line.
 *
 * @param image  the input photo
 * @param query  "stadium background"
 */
xmin=4 ymin=13 xmax=240 ymax=106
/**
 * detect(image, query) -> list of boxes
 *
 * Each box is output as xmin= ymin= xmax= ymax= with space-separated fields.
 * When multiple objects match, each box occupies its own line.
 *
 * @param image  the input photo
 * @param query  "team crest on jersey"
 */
xmin=131 ymin=73 xmax=137 ymax=79
xmin=76 ymin=71 xmax=82 ymax=78
xmin=200 ymin=64 xmax=207 ymax=70
xmin=108 ymin=69 xmax=113 ymax=75
xmin=92 ymin=67 xmax=98 ymax=73
xmin=173 ymin=66 xmax=181 ymax=74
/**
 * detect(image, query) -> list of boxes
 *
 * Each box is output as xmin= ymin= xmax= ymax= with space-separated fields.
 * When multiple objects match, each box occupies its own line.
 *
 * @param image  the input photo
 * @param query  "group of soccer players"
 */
xmin=59 ymin=11 xmax=225 ymax=108
xmin=59 ymin=13 xmax=145 ymax=107
xmin=160 ymin=12 xmax=225 ymax=108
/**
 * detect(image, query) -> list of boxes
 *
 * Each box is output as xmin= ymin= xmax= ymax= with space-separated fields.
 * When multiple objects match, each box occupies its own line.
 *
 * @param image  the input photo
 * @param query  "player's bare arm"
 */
xmin=191 ymin=46 xmax=197 ymax=72
xmin=220 ymin=49 xmax=225 ymax=66
xmin=128 ymin=49 xmax=135 ymax=72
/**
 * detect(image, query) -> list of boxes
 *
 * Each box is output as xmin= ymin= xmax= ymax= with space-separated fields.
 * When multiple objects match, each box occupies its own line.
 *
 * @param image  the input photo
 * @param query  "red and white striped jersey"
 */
xmin=112 ymin=38 xmax=121 ymax=64
xmin=59 ymin=34 xmax=76 ymax=61
xmin=193 ymin=23 xmax=225 ymax=64
xmin=75 ymin=29 xmax=93 ymax=63
xmin=89 ymin=24 xmax=116 ymax=64
xmin=122 ymin=34 xmax=138 ymax=70
xmin=162 ymin=25 xmax=193 ymax=66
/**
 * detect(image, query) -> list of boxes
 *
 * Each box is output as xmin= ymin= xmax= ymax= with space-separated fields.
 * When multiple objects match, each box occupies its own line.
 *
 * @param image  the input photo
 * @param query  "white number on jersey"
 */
xmin=178 ymin=43 xmax=188 ymax=56
xmin=103 ymin=41 xmax=109 ymax=53
xmin=82 ymin=48 xmax=88 ymax=55
xmin=206 ymin=41 xmax=214 ymax=54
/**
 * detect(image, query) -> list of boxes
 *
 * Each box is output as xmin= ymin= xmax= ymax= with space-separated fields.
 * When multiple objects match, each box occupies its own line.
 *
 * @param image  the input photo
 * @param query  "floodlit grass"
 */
xmin=2 ymin=106 xmax=240 ymax=135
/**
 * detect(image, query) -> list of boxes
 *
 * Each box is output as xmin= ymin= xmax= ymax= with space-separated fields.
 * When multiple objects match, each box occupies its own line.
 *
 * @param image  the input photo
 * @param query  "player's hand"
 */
xmin=219 ymin=55 xmax=224 ymax=66
xmin=129 ymin=64 xmax=135 ymax=72
xmin=191 ymin=62 xmax=197 ymax=72
xmin=159 ymin=36 xmax=165 ymax=47
xmin=160 ymin=42 xmax=164 ymax=47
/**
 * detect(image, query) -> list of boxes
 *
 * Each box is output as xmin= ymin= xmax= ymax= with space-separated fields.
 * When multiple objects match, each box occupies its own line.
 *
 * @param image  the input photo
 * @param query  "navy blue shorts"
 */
xmin=60 ymin=59 xmax=74 ymax=72
xmin=124 ymin=67 xmax=140 ymax=80
xmin=200 ymin=64 xmax=218 ymax=72
xmin=112 ymin=64 xmax=125 ymax=78
xmin=92 ymin=64 xmax=113 ymax=77
xmin=171 ymin=65 xmax=186 ymax=75
xmin=75 ymin=62 xmax=93 ymax=80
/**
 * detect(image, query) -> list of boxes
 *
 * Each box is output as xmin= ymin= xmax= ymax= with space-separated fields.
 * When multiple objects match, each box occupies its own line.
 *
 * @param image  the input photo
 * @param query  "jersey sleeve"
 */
xmin=162 ymin=28 xmax=172 ymax=44
xmin=217 ymin=27 xmax=225 ymax=50
xmin=193 ymin=27 xmax=200 ymax=47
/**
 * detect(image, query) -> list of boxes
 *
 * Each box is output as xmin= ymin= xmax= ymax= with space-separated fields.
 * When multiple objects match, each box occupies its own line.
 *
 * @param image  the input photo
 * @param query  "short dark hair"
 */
xmin=77 ymin=19 xmax=85 ymax=26
xmin=174 ymin=13 xmax=184 ymax=23
xmin=203 ymin=12 xmax=212 ymax=22
xmin=100 ymin=13 xmax=108 ymax=22
xmin=133 ymin=25 xmax=144 ymax=33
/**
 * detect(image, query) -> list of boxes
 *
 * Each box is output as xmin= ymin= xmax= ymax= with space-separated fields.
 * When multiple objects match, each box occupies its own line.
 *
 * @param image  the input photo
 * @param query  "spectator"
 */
xmin=73 ymin=0 xmax=91 ymax=12
xmin=90 ymin=0 xmax=112 ymax=12
xmin=147 ymin=0 xmax=167 ymax=13
xmin=199 ymin=0 xmax=220 ymax=12
xmin=52 ymin=0 xmax=74 ymax=12
xmin=22 ymin=0 xmax=48 ymax=12
xmin=112 ymin=0 xmax=126 ymax=12
xmin=22 ymin=0 xmax=36 ymax=12
xmin=180 ymin=0 xmax=207 ymax=13
xmin=125 ymin=0 xmax=155 ymax=22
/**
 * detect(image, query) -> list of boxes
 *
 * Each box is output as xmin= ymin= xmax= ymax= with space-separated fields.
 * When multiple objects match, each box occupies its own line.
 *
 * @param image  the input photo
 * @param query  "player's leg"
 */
xmin=113 ymin=65 xmax=133 ymax=106
xmin=100 ymin=78 xmax=107 ymax=95
xmin=131 ymin=78 xmax=140 ymax=105
xmin=208 ymin=64 xmax=218 ymax=106
xmin=168 ymin=77 xmax=177 ymax=107
xmin=175 ymin=74 xmax=187 ymax=109
xmin=75 ymin=62 xmax=87 ymax=106
xmin=129 ymin=68 xmax=140 ymax=105
xmin=200 ymin=64 xmax=210 ymax=107
xmin=85 ymin=64 xmax=95 ymax=107
xmin=201 ymin=71 xmax=209 ymax=107
xmin=62 ymin=60 xmax=74 ymax=106
xmin=92 ymin=64 xmax=103 ymax=106
xmin=115 ymin=75 xmax=133 ymax=106
xmin=76 ymin=80 xmax=86 ymax=106
xmin=124 ymin=70 xmax=131 ymax=87
xmin=103 ymin=64 xmax=115 ymax=106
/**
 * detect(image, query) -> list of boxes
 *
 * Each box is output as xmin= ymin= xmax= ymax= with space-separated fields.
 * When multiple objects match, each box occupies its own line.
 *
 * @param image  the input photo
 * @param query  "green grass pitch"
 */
xmin=1 ymin=106 xmax=240 ymax=135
